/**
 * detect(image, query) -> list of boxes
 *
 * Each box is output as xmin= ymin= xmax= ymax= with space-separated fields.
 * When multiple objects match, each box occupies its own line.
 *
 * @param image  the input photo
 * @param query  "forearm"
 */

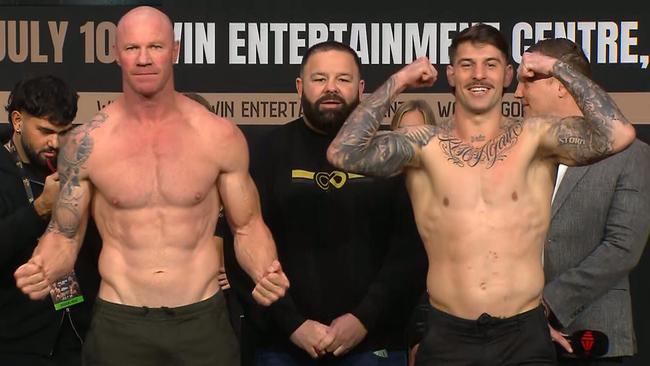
xmin=327 ymin=75 xmax=404 ymax=175
xmin=552 ymin=60 xmax=634 ymax=154
xmin=233 ymin=217 xmax=277 ymax=283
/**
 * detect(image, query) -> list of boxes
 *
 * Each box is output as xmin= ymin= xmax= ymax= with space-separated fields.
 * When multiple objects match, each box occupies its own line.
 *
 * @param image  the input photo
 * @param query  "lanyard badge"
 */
xmin=50 ymin=271 xmax=85 ymax=310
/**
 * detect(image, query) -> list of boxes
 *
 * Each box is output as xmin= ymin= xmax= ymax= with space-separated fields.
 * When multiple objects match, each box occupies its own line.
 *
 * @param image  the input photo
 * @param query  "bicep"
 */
xmin=51 ymin=124 xmax=95 ymax=238
xmin=216 ymin=127 xmax=262 ymax=231
xmin=218 ymin=169 xmax=262 ymax=233
xmin=538 ymin=116 xmax=612 ymax=166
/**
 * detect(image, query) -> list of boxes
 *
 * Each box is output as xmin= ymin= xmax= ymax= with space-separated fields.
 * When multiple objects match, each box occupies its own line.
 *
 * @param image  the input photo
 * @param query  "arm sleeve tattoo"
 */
xmin=549 ymin=60 xmax=630 ymax=164
xmin=328 ymin=76 xmax=437 ymax=176
xmin=47 ymin=112 xmax=106 ymax=239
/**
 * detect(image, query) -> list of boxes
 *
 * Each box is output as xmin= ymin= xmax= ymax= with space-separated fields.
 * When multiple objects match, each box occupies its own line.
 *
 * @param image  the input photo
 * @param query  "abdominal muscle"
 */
xmin=93 ymin=197 xmax=221 ymax=308
xmin=419 ymin=206 xmax=546 ymax=320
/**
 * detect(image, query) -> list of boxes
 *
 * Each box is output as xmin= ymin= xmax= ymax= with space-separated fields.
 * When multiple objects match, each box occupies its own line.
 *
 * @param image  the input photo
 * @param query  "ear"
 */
xmin=10 ymin=111 xmax=22 ymax=132
xmin=113 ymin=43 xmax=120 ymax=66
xmin=503 ymin=64 xmax=514 ymax=88
xmin=556 ymin=79 xmax=569 ymax=98
xmin=358 ymin=79 xmax=365 ymax=98
xmin=173 ymin=40 xmax=180 ymax=64
xmin=446 ymin=64 xmax=456 ymax=88
xmin=296 ymin=77 xmax=303 ymax=97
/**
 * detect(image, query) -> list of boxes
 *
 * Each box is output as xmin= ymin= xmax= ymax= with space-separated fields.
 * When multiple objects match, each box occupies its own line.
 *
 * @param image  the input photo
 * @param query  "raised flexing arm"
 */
xmin=327 ymin=57 xmax=438 ymax=177
xmin=521 ymin=52 xmax=635 ymax=165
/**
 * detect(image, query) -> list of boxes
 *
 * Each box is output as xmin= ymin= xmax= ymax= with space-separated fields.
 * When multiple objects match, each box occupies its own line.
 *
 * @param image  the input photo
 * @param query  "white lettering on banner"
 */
xmin=229 ymin=21 xmax=499 ymax=65
xmin=0 ymin=20 xmax=646 ymax=69
xmin=512 ymin=21 xmax=647 ymax=68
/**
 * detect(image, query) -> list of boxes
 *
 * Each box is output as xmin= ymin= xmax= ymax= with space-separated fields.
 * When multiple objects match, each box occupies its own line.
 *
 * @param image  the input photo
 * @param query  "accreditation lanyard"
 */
xmin=4 ymin=140 xmax=36 ymax=204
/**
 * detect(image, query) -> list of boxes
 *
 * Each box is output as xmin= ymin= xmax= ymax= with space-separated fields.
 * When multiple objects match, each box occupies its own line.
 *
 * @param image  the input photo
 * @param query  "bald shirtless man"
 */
xmin=327 ymin=24 xmax=635 ymax=365
xmin=14 ymin=6 xmax=288 ymax=366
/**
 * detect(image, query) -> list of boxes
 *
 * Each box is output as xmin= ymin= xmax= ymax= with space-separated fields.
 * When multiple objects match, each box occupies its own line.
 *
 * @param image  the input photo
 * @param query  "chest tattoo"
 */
xmin=438 ymin=121 xmax=523 ymax=168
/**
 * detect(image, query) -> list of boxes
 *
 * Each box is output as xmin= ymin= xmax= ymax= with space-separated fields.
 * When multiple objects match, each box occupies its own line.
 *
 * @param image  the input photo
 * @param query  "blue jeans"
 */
xmin=256 ymin=349 xmax=407 ymax=366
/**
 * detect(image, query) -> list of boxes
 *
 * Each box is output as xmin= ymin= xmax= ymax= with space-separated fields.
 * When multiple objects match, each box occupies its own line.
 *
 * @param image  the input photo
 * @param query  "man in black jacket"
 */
xmin=0 ymin=75 xmax=100 ymax=366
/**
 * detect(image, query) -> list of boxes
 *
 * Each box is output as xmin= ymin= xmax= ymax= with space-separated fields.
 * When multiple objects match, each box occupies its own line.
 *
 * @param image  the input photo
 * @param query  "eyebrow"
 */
xmin=457 ymin=57 xmax=503 ymax=64
xmin=310 ymin=72 xmax=353 ymax=78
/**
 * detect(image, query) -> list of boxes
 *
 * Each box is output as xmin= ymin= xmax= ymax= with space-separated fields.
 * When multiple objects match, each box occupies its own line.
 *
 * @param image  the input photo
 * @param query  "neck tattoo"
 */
xmin=471 ymin=134 xmax=486 ymax=143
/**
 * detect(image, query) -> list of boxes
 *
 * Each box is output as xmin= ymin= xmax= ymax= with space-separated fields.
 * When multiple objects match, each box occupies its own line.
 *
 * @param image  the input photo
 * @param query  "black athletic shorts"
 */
xmin=415 ymin=304 xmax=556 ymax=366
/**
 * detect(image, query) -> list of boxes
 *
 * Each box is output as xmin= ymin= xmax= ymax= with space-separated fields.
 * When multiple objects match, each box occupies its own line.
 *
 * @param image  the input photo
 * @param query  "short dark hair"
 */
xmin=527 ymin=38 xmax=591 ymax=78
xmin=300 ymin=41 xmax=362 ymax=77
xmin=5 ymin=75 xmax=78 ymax=127
xmin=449 ymin=23 xmax=510 ymax=64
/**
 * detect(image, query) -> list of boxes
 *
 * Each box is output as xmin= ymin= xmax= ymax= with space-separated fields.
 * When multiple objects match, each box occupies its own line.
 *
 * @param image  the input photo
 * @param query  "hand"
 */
xmin=318 ymin=313 xmax=368 ymax=356
xmin=290 ymin=320 xmax=330 ymax=359
xmin=33 ymin=172 xmax=60 ymax=218
xmin=217 ymin=266 xmax=230 ymax=290
xmin=517 ymin=52 xmax=557 ymax=80
xmin=14 ymin=261 xmax=51 ymax=300
xmin=14 ymin=233 xmax=77 ymax=300
xmin=395 ymin=57 xmax=437 ymax=90
xmin=549 ymin=323 xmax=573 ymax=353
xmin=251 ymin=260 xmax=289 ymax=306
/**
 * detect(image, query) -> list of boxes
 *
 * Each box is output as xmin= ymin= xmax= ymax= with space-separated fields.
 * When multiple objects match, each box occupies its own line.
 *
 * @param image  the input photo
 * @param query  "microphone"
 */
xmin=557 ymin=330 xmax=609 ymax=358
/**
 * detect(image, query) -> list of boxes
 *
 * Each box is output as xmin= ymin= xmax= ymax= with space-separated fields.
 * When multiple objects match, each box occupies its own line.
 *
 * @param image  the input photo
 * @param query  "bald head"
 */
xmin=114 ymin=6 xmax=179 ymax=98
xmin=116 ymin=6 xmax=174 ymax=47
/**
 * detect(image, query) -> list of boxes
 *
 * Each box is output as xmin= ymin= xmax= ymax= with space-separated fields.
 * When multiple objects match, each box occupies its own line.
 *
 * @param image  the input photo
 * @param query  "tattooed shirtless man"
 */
xmin=14 ymin=6 xmax=288 ymax=366
xmin=327 ymin=24 xmax=635 ymax=365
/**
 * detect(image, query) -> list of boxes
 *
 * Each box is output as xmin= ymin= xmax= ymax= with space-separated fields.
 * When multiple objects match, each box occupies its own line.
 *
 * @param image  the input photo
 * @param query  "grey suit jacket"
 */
xmin=544 ymin=139 xmax=650 ymax=357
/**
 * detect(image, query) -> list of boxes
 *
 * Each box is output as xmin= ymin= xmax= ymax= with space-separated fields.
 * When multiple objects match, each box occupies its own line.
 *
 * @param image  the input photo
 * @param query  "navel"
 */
xmin=511 ymin=191 xmax=518 ymax=201
xmin=443 ymin=197 xmax=450 ymax=207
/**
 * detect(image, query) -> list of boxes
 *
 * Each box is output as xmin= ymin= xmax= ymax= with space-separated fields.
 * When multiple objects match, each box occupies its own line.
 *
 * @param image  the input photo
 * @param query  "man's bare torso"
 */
xmin=406 ymin=118 xmax=557 ymax=319
xmin=86 ymin=96 xmax=228 ymax=307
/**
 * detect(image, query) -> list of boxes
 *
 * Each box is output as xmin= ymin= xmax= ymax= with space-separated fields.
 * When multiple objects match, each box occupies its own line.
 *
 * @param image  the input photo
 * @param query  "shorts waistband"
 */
xmin=428 ymin=303 xmax=544 ymax=329
xmin=94 ymin=290 xmax=224 ymax=320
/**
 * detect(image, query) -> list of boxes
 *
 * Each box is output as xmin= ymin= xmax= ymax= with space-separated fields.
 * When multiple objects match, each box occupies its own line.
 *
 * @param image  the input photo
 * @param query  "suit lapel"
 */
xmin=551 ymin=166 xmax=591 ymax=219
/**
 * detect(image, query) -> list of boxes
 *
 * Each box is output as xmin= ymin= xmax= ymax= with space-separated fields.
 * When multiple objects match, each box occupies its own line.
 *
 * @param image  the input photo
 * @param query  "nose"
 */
xmin=49 ymin=134 xmax=59 ymax=150
xmin=324 ymin=78 xmax=339 ymax=93
xmin=472 ymin=64 xmax=486 ymax=80
xmin=137 ymin=48 xmax=152 ymax=66
xmin=513 ymin=83 xmax=524 ymax=99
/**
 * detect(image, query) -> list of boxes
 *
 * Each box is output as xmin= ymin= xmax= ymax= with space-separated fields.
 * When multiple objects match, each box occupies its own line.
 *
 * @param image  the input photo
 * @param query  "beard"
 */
xmin=301 ymin=92 xmax=359 ymax=135
xmin=20 ymin=134 xmax=55 ymax=170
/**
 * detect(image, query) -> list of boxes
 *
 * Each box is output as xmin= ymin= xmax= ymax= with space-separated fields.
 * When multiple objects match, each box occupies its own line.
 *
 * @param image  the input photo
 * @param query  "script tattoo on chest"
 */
xmin=438 ymin=120 xmax=523 ymax=168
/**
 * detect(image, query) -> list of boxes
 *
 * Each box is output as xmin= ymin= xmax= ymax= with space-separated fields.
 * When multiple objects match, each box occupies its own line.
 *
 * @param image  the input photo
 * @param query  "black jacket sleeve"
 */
xmin=351 ymin=178 xmax=428 ymax=332
xmin=0 ymin=183 xmax=48 ymax=269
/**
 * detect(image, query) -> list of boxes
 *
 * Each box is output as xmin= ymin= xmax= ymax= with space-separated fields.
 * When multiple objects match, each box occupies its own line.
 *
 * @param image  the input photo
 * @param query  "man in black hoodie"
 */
xmin=0 ymin=75 xmax=100 ymax=366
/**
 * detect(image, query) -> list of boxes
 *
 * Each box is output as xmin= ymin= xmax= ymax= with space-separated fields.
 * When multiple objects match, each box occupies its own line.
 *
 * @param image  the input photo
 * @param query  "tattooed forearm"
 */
xmin=551 ymin=61 xmax=629 ymax=159
xmin=47 ymin=112 xmax=106 ymax=239
xmin=327 ymin=77 xmax=436 ymax=176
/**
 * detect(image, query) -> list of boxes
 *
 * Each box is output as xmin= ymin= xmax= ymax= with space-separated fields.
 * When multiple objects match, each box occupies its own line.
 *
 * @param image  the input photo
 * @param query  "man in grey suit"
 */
xmin=515 ymin=38 xmax=650 ymax=365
